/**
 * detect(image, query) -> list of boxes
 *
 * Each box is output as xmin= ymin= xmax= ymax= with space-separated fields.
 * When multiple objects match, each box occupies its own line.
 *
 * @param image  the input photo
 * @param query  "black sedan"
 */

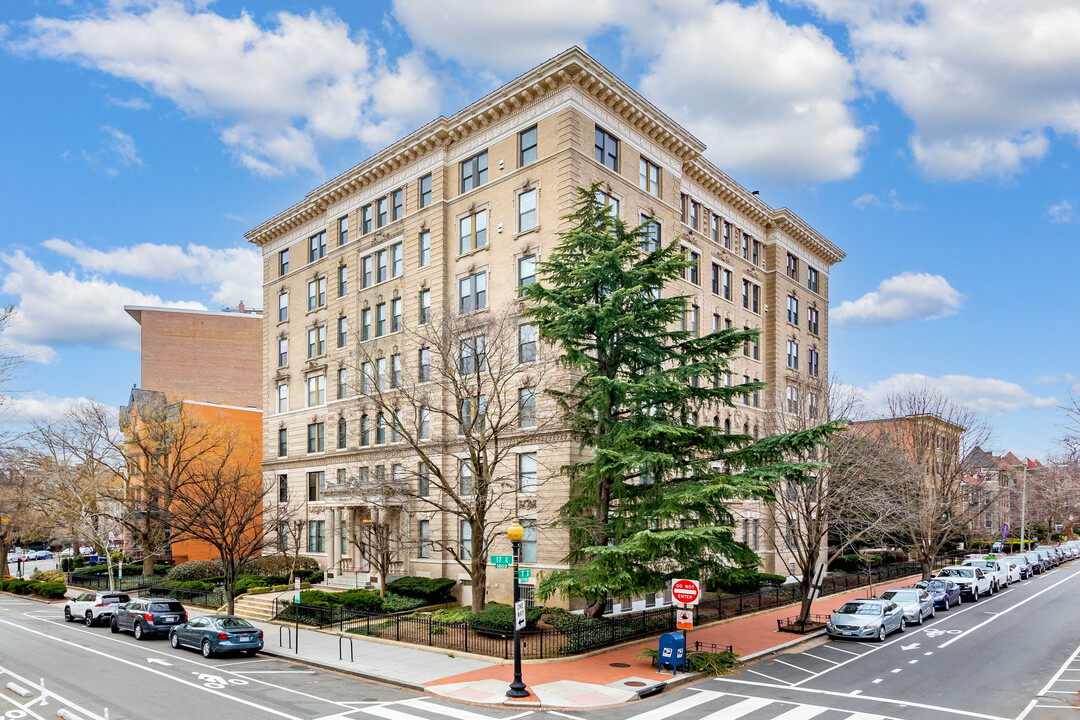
xmin=169 ymin=615 xmax=263 ymax=658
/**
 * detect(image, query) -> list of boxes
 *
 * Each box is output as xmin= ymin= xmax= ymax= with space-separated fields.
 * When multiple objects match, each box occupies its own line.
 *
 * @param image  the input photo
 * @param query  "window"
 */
xmin=808 ymin=306 xmax=820 ymax=335
xmin=391 ymin=298 xmax=402 ymax=332
xmin=786 ymin=253 xmax=800 ymax=281
xmin=338 ymin=368 xmax=347 ymax=400
xmin=338 ymin=266 xmax=347 ymax=297
xmin=460 ymin=520 xmax=472 ymax=561
xmin=307 ymin=520 xmax=325 ymax=553
xmin=361 ymin=362 xmax=373 ymax=394
xmin=460 ymin=335 xmax=486 ymax=374
xmin=419 ymin=406 xmax=430 ymax=439
xmin=751 ymin=283 xmax=760 ymax=313
xmin=639 ymin=157 xmax=660 ymax=196
xmin=308 ymin=277 xmax=326 ymax=310
xmin=278 ymin=474 xmax=288 ymax=502
xmin=753 ymin=240 xmax=761 ymax=267
xmin=787 ymin=340 xmax=799 ymax=370
xmin=518 ymin=324 xmax=537 ymax=363
xmin=308 ymin=231 xmax=326 ymax=263
xmin=277 ymin=383 xmax=289 ymax=413
xmin=376 ymin=197 xmax=387 ymax=228
xmin=641 ymin=215 xmax=660 ymax=252
xmin=338 ymin=417 xmax=347 ymax=449
xmin=418 ymin=348 xmax=431 ymax=381
xmin=279 ymin=249 xmax=290 ymax=276
xmin=459 ymin=271 xmax=487 ymax=313
xmin=808 ymin=349 xmax=820 ymax=377
xmin=419 ymin=289 xmax=431 ymax=324
xmin=375 ymin=412 xmax=386 ymax=444
xmin=518 ymin=254 xmax=536 ymax=297
xmin=753 ymin=331 xmax=759 ymax=360
xmin=753 ymin=380 xmax=760 ymax=408
xmin=460 ymin=395 xmax=486 ymax=433
xmin=787 ymin=296 xmax=799 ymax=325
xmin=518 ymin=188 xmax=537 ymax=232
xmin=521 ymin=519 xmax=537 ymax=564
xmin=742 ymin=279 xmax=750 ymax=309
xmin=337 ymin=216 xmax=349 ymax=246
xmin=375 ymin=303 xmax=386 ymax=336
xmin=418 ymin=463 xmax=430 ymax=497
xmin=391 ymin=242 xmax=403 ymax=277
xmin=278 ymin=428 xmax=288 ymax=457
xmin=377 ymin=249 xmax=388 ymax=283
xmin=278 ymin=292 xmax=288 ymax=322
xmin=392 ymin=409 xmax=403 ymax=443
xmin=460 ymin=150 xmax=488 ymax=193
xmin=376 ymin=357 xmax=386 ymax=391
xmin=689 ymin=200 xmax=699 ymax=230
xmin=594 ymin=126 xmax=618 ymax=171
xmin=743 ymin=375 xmax=751 ymax=405
xmin=518 ymin=452 xmax=537 ymax=493
xmin=337 ymin=316 xmax=348 ymax=348
xmin=360 ymin=415 xmax=370 ymax=446
xmin=278 ymin=337 xmax=288 ymax=367
xmin=390 ymin=353 xmax=401 ymax=388
xmin=722 ymin=268 xmax=732 ymax=301
xmin=743 ymin=326 xmax=751 ymax=357
xmin=787 ymin=385 xmax=799 ymax=413
xmin=808 ymin=266 xmax=819 ymax=292
xmin=307 ymin=374 xmax=325 ymax=406
xmin=711 ymin=214 xmax=720 ymax=243
xmin=711 ymin=263 xmax=720 ymax=295
xmin=459 ymin=461 xmax=473 ymax=495
xmin=362 ymin=204 xmax=372 ymax=234
xmin=307 ymin=423 xmax=324 ymax=453
xmin=519 ymin=125 xmax=537 ymax=166
xmin=596 ymin=190 xmax=619 ymax=218
xmin=307 ymin=325 xmax=325 ymax=358
xmin=419 ymin=230 xmax=430 ymax=267
xmin=419 ymin=174 xmax=432 ymax=208
xmin=742 ymin=233 xmax=750 ymax=261
xmin=688 ymin=306 xmax=699 ymax=336
xmin=391 ymin=189 xmax=403 ymax=221
xmin=418 ymin=520 xmax=430 ymax=558
xmin=685 ymin=249 xmax=700 ymax=284
xmin=519 ymin=386 xmax=536 ymax=427
xmin=459 ymin=210 xmax=487 ymax=254
xmin=362 ymin=256 xmax=373 ymax=288
xmin=361 ymin=308 xmax=371 ymax=341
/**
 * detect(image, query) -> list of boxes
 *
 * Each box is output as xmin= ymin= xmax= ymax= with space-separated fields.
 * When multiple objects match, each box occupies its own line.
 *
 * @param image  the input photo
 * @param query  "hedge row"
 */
xmin=0 ymin=578 xmax=67 ymax=599
xmin=165 ymin=556 xmax=321 ymax=583
xmin=295 ymin=588 xmax=426 ymax=613
xmin=829 ymin=552 xmax=908 ymax=573
xmin=385 ymin=576 xmax=456 ymax=603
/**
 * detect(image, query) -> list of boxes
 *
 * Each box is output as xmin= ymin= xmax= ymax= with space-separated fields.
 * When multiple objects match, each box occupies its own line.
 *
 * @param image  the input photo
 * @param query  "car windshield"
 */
xmin=102 ymin=595 xmax=129 ymax=604
xmin=838 ymin=603 xmax=881 ymax=615
xmin=216 ymin=617 xmax=254 ymax=629
xmin=939 ymin=568 xmax=973 ymax=577
xmin=150 ymin=602 xmax=184 ymax=612
xmin=918 ymin=581 xmax=946 ymax=591
xmin=967 ymin=561 xmax=995 ymax=569
xmin=880 ymin=590 xmax=917 ymax=602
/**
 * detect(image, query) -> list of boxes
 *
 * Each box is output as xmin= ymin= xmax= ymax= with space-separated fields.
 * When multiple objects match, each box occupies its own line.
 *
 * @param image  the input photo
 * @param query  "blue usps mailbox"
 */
xmin=657 ymin=632 xmax=686 ymax=675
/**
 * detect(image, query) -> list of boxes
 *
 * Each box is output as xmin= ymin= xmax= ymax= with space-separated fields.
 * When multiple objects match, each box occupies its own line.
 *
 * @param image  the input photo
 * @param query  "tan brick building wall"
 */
xmin=247 ymin=48 xmax=844 ymax=606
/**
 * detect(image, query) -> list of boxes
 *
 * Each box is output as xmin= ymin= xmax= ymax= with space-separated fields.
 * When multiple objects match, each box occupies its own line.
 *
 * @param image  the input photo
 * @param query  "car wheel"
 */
xmin=877 ymin=625 xmax=887 ymax=642
xmin=971 ymin=588 xmax=979 ymax=602
xmin=201 ymin=640 xmax=213 ymax=658
xmin=133 ymin=622 xmax=145 ymax=641
xmin=245 ymin=649 xmax=259 ymax=657
xmin=899 ymin=617 xmax=907 ymax=632
xmin=943 ymin=597 xmax=950 ymax=610
xmin=956 ymin=593 xmax=962 ymax=606
xmin=170 ymin=632 xmax=180 ymax=649
xmin=64 ymin=607 xmax=73 ymax=622
xmin=930 ymin=606 xmax=936 ymax=619
xmin=110 ymin=618 xmax=119 ymax=634
xmin=85 ymin=611 xmax=95 ymax=627
xmin=914 ymin=611 xmax=922 ymax=626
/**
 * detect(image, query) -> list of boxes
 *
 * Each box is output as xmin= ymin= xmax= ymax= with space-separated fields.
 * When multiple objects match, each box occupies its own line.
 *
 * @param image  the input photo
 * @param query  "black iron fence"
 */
xmin=64 ymin=572 xmax=165 ymax=593
xmin=143 ymin=584 xmax=224 ymax=609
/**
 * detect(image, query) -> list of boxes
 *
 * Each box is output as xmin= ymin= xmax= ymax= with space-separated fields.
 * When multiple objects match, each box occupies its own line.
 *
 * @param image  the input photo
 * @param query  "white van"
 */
xmin=962 ymin=558 xmax=1009 ymax=591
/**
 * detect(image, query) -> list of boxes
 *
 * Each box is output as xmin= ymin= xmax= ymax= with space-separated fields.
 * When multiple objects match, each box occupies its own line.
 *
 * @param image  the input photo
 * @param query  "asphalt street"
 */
xmin=2 ymin=561 xmax=1079 ymax=720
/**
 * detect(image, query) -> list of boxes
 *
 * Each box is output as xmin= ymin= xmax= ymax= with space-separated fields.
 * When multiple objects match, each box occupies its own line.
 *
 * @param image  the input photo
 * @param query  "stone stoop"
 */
xmin=230 ymin=593 xmax=281 ymax=622
xmin=323 ymin=572 xmax=377 ymax=591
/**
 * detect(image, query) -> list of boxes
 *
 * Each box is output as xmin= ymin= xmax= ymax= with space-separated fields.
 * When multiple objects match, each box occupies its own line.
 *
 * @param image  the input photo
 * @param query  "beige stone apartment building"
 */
xmin=246 ymin=47 xmax=844 ymax=609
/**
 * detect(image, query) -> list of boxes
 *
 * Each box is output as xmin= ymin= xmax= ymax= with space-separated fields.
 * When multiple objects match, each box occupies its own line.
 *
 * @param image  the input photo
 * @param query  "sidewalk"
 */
xmin=203 ymin=574 xmax=920 ymax=709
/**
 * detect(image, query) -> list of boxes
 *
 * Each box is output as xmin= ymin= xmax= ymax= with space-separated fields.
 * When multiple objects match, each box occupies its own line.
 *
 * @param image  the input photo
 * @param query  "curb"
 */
xmin=257 ymin=646 xmax=428 ymax=692
xmin=0 ymin=590 xmax=64 ymax=605
xmin=739 ymin=629 xmax=827 ymax=663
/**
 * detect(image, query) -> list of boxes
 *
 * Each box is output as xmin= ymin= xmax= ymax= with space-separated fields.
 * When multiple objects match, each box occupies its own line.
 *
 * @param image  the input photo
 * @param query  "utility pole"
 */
xmin=1020 ymin=464 xmax=1027 ymax=553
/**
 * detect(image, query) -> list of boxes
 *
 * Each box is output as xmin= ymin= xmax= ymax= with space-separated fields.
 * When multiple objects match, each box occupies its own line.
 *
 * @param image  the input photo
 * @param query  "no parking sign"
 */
xmin=676 ymin=608 xmax=694 ymax=630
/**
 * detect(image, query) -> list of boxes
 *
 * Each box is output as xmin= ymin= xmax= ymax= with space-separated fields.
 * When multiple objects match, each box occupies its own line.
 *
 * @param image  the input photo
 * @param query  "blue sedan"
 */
xmin=169 ymin=615 xmax=264 ymax=658
xmin=914 ymin=578 xmax=962 ymax=610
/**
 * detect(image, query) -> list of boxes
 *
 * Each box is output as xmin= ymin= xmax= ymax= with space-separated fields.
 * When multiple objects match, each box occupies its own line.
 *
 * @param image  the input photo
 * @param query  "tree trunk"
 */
xmin=142 ymin=552 xmax=156 ymax=577
xmin=0 ymin=539 xmax=9 ymax=578
xmin=582 ymin=599 xmax=605 ymax=619
xmin=471 ymin=558 xmax=487 ymax=612
xmin=223 ymin=557 xmax=236 ymax=615
xmin=920 ymin=554 xmax=933 ymax=580
xmin=797 ymin=575 xmax=815 ymax=625
xmin=105 ymin=554 xmax=116 ymax=592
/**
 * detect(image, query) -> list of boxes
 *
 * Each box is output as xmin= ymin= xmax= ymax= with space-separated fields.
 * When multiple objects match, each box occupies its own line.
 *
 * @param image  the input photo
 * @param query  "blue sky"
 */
xmin=0 ymin=0 xmax=1076 ymax=459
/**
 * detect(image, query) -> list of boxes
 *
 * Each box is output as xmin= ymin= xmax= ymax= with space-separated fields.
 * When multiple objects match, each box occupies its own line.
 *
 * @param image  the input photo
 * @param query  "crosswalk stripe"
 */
xmin=398 ymin=698 xmax=501 ymax=720
xmin=844 ymin=713 xmax=891 ymax=720
xmin=768 ymin=705 xmax=830 ymax=720
xmin=359 ymin=706 xmax=427 ymax=720
xmin=624 ymin=690 xmax=725 ymax=720
xmin=699 ymin=697 xmax=772 ymax=719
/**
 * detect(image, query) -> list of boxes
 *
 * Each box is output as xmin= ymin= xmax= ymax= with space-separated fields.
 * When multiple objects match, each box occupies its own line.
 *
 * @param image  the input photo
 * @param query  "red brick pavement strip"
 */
xmin=425 ymin=574 xmax=923 ymax=692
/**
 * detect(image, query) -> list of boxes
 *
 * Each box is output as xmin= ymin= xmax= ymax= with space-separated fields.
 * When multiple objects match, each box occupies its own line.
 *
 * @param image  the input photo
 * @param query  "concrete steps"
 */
xmin=231 ymin=593 xmax=282 ymax=622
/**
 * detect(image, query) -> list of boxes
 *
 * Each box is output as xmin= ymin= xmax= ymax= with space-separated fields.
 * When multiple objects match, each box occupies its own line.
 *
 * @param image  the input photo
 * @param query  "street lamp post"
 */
xmin=506 ymin=519 xmax=528 ymax=699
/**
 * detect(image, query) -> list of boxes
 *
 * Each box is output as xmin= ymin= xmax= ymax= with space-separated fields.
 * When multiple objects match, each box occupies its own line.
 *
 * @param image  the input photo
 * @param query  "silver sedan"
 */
xmin=878 ymin=587 xmax=935 ymax=625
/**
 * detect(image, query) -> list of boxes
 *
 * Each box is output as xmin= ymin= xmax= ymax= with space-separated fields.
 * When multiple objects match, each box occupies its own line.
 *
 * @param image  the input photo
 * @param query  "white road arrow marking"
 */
xmin=900 ymin=643 xmax=921 ymax=651
xmin=146 ymin=659 xmax=171 ymax=666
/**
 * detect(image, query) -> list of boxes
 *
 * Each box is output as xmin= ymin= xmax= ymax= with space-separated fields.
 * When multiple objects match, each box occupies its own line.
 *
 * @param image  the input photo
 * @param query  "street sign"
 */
xmin=517 ymin=568 xmax=531 ymax=581
xmin=514 ymin=599 xmax=526 ymax=630
xmin=490 ymin=554 xmax=512 ymax=569
xmin=293 ymin=577 xmax=301 ymax=604
xmin=676 ymin=608 xmax=693 ymax=630
xmin=671 ymin=578 xmax=701 ymax=605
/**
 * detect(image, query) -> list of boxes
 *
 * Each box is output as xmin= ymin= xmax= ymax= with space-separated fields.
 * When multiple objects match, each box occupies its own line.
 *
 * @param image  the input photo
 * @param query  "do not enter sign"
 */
xmin=671 ymin=578 xmax=700 ymax=605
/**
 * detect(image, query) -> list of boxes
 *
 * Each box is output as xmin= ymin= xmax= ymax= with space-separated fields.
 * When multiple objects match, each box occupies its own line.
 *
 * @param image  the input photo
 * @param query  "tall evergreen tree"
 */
xmin=526 ymin=184 xmax=839 ymax=617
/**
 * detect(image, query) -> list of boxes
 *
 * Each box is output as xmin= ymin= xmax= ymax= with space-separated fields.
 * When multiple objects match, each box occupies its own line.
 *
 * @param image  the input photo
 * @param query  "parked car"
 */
xmin=1000 ymin=559 xmax=1022 ymax=585
xmin=937 ymin=566 xmax=991 ymax=600
xmin=878 ymin=587 xmax=935 ymax=625
xmin=1024 ymin=551 xmax=1047 ymax=573
xmin=111 ymin=598 xmax=188 ymax=640
xmin=1036 ymin=546 xmax=1061 ymax=565
xmin=78 ymin=546 xmax=95 ymax=555
xmin=1001 ymin=555 xmax=1032 ymax=579
xmin=36 ymin=550 xmax=54 ymax=560
xmin=169 ymin=615 xmax=264 ymax=658
xmin=1033 ymin=548 xmax=1055 ymax=568
xmin=962 ymin=558 xmax=1007 ymax=590
xmin=914 ymin=578 xmax=962 ymax=610
xmin=826 ymin=599 xmax=906 ymax=642
xmin=59 ymin=548 xmax=74 ymax=558
xmin=64 ymin=592 xmax=131 ymax=626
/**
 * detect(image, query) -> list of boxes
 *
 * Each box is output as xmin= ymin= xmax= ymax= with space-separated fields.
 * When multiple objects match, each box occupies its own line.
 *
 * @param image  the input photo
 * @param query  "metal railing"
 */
xmin=64 ymin=572 xmax=165 ymax=593
xmin=143 ymin=584 xmax=224 ymax=609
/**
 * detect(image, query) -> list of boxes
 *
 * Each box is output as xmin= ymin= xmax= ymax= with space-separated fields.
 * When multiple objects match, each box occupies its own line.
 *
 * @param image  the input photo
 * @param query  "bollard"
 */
xmin=40 ymin=677 xmax=47 ymax=706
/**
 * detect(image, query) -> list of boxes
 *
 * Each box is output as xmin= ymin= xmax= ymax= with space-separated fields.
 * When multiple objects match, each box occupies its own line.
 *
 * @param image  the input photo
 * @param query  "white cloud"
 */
xmin=853 ymin=189 xmax=919 ymax=211
xmin=82 ymin=125 xmax=143 ymax=176
xmin=832 ymin=272 xmax=963 ymax=325
xmin=855 ymin=373 xmax=1058 ymax=417
xmin=795 ymin=0 xmax=1080 ymax=180
xmin=1047 ymin=199 xmax=1074 ymax=224
xmin=1034 ymin=373 xmax=1078 ymax=385
xmin=9 ymin=1 xmax=440 ymax=176
xmin=0 ymin=251 xmax=205 ymax=356
xmin=639 ymin=2 xmax=865 ymax=184
xmin=0 ymin=391 xmax=94 ymax=422
xmin=105 ymin=95 xmax=150 ymax=110
xmin=41 ymin=238 xmax=261 ymax=307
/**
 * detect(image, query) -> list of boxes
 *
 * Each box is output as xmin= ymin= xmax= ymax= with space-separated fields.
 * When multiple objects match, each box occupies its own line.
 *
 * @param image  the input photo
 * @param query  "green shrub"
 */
xmin=37 ymin=582 xmax=67 ymax=599
xmin=540 ymin=607 xmax=601 ymax=632
xmin=380 ymin=593 xmax=426 ymax=613
xmin=295 ymin=590 xmax=338 ymax=607
xmin=243 ymin=555 xmax=320 ymax=577
xmin=830 ymin=554 xmax=885 ymax=573
xmin=385 ymin=576 xmax=457 ymax=603
xmin=337 ymin=589 xmax=382 ymax=612
xmin=166 ymin=559 xmax=224 ymax=582
xmin=757 ymin=573 xmax=787 ymax=587
xmin=235 ymin=575 xmax=287 ymax=595
xmin=163 ymin=580 xmax=216 ymax=592
xmin=467 ymin=602 xmax=543 ymax=632
xmin=427 ymin=606 xmax=471 ymax=623
xmin=639 ymin=648 xmax=738 ymax=676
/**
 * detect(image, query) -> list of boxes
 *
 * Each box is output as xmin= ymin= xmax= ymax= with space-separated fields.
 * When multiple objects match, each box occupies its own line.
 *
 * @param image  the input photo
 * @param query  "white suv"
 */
xmin=64 ymin=591 xmax=131 ymax=627
xmin=937 ymin=566 xmax=992 ymax=600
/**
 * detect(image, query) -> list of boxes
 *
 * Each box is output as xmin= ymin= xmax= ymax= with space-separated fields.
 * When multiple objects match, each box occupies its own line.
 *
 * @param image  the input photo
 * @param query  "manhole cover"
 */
xmin=625 ymin=681 xmax=647 ymax=687
xmin=609 ymin=662 xmax=631 ymax=668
